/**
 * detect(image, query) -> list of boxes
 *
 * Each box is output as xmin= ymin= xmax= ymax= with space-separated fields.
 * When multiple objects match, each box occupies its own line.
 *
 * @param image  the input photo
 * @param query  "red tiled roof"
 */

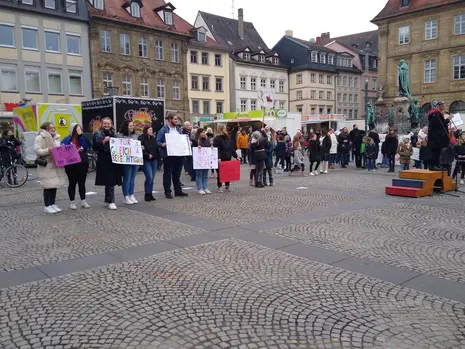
xmin=372 ymin=0 xmax=463 ymax=22
xmin=87 ymin=0 xmax=194 ymax=37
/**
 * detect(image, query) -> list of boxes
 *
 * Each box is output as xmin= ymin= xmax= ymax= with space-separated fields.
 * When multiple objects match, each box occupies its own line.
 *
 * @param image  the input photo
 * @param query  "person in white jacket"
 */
xmin=329 ymin=129 xmax=338 ymax=169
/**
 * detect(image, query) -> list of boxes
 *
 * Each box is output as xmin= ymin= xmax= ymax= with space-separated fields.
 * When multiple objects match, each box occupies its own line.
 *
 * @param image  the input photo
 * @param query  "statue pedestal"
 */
xmin=394 ymin=96 xmax=411 ymax=133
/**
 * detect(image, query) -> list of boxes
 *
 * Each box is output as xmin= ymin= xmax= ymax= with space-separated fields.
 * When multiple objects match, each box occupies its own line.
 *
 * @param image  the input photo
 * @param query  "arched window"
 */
xmin=450 ymin=100 xmax=465 ymax=115
xmin=130 ymin=2 xmax=140 ymax=18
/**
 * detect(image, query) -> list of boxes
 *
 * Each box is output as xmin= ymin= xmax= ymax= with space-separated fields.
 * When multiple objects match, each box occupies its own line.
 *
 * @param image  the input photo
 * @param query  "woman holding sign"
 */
xmin=213 ymin=125 xmax=238 ymax=192
xmin=34 ymin=122 xmax=66 ymax=214
xmin=117 ymin=120 xmax=140 ymax=205
xmin=192 ymin=128 xmax=212 ymax=195
xmin=139 ymin=125 xmax=159 ymax=202
xmin=61 ymin=124 xmax=91 ymax=210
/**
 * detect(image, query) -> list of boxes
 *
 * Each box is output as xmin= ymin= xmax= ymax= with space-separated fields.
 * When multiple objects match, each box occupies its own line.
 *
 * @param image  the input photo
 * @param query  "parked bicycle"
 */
xmin=0 ymin=149 xmax=28 ymax=188
xmin=87 ymin=147 xmax=96 ymax=173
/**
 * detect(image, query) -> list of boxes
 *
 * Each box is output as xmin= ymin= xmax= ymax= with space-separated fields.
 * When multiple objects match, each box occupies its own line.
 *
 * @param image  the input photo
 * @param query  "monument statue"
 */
xmin=366 ymin=103 xmax=375 ymax=128
xmin=388 ymin=104 xmax=395 ymax=126
xmin=408 ymin=98 xmax=420 ymax=129
xmin=376 ymin=84 xmax=385 ymax=104
xmin=397 ymin=60 xmax=411 ymax=99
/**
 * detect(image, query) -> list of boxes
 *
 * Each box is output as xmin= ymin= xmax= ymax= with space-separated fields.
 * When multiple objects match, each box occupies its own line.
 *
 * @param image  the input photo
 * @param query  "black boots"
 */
xmin=145 ymin=194 xmax=156 ymax=202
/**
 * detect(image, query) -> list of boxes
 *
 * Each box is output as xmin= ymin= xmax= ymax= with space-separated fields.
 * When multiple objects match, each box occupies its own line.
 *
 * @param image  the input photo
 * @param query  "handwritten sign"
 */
xmin=166 ymin=134 xmax=192 ymax=156
xmin=52 ymin=145 xmax=81 ymax=167
xmin=193 ymin=147 xmax=218 ymax=169
xmin=109 ymin=138 xmax=143 ymax=165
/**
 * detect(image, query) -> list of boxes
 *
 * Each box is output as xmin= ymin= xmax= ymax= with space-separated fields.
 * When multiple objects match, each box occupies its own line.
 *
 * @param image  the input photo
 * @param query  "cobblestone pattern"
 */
xmin=1 ymin=240 xmax=464 ymax=349
xmin=266 ymin=202 xmax=465 ymax=283
xmin=0 ymin=206 xmax=204 ymax=272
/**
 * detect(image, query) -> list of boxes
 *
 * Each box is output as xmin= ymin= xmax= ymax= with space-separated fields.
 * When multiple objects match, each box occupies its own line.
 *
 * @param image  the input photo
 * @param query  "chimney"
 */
xmin=238 ymin=8 xmax=244 ymax=40
xmin=319 ymin=32 xmax=331 ymax=45
xmin=285 ymin=30 xmax=293 ymax=37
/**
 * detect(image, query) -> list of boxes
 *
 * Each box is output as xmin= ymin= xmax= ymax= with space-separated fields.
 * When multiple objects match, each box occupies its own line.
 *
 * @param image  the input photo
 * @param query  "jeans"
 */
xmin=401 ymin=163 xmax=410 ymax=170
xmin=382 ymin=155 xmax=389 ymax=168
xmin=43 ymin=188 xmax=57 ymax=206
xmin=163 ymin=156 xmax=183 ymax=195
xmin=104 ymin=185 xmax=115 ymax=203
xmin=263 ymin=168 xmax=273 ymax=185
xmin=122 ymin=165 xmax=138 ymax=196
xmin=367 ymin=158 xmax=375 ymax=171
xmin=195 ymin=169 xmax=209 ymax=190
xmin=274 ymin=156 xmax=285 ymax=168
xmin=414 ymin=160 xmax=422 ymax=169
xmin=142 ymin=159 xmax=157 ymax=195
xmin=329 ymin=153 xmax=337 ymax=165
xmin=240 ymin=148 xmax=248 ymax=163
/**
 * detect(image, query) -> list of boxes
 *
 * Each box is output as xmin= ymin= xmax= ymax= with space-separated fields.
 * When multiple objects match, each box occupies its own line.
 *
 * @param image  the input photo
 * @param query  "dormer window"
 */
xmin=197 ymin=31 xmax=206 ymax=42
xmin=311 ymin=52 xmax=318 ymax=63
xmin=320 ymin=53 xmax=326 ymax=64
xmin=154 ymin=2 xmax=176 ymax=26
xmin=244 ymin=52 xmax=250 ymax=60
xmin=130 ymin=2 xmax=140 ymax=18
xmin=328 ymin=55 xmax=334 ymax=65
xmin=89 ymin=0 xmax=104 ymax=10
xmin=165 ymin=11 xmax=173 ymax=25
xmin=259 ymin=55 xmax=265 ymax=63
xmin=273 ymin=57 xmax=279 ymax=65
xmin=401 ymin=0 xmax=409 ymax=7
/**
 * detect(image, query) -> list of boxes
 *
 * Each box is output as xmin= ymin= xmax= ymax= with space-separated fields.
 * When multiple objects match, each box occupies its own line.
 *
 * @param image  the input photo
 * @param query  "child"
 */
xmin=412 ymin=141 xmax=421 ymax=168
xmin=397 ymin=137 xmax=413 ymax=171
xmin=419 ymin=138 xmax=430 ymax=169
xmin=360 ymin=136 xmax=367 ymax=168
xmin=365 ymin=137 xmax=378 ymax=172
xmin=290 ymin=140 xmax=306 ymax=176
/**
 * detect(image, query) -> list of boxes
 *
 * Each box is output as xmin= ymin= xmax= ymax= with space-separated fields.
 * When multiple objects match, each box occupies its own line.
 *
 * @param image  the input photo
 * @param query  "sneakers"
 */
xmin=108 ymin=203 xmax=117 ymax=210
xmin=310 ymin=172 xmax=315 ymax=176
xmin=204 ymin=189 xmax=211 ymax=194
xmin=217 ymin=187 xmax=224 ymax=193
xmin=123 ymin=196 xmax=134 ymax=205
xmin=81 ymin=200 xmax=90 ymax=209
xmin=323 ymin=170 xmax=328 ymax=174
xmin=51 ymin=205 xmax=62 ymax=213
xmin=314 ymin=171 xmax=319 ymax=176
xmin=461 ymin=180 xmax=464 ymax=185
xmin=225 ymin=186 xmax=231 ymax=192
xmin=70 ymin=202 xmax=77 ymax=210
xmin=198 ymin=189 xmax=206 ymax=195
xmin=129 ymin=195 xmax=138 ymax=204
xmin=44 ymin=206 xmax=56 ymax=214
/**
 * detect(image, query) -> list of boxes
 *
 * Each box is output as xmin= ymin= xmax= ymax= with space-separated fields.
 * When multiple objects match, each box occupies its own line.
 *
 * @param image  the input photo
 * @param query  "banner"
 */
xmin=51 ymin=145 xmax=81 ymax=167
xmin=115 ymin=97 xmax=164 ymax=134
xmin=166 ymin=134 xmax=192 ymax=156
xmin=219 ymin=160 xmax=240 ymax=183
xmin=193 ymin=147 xmax=218 ymax=169
xmin=109 ymin=138 xmax=143 ymax=165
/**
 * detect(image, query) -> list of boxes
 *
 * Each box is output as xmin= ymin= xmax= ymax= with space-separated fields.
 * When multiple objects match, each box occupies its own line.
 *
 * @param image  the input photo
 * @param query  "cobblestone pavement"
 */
xmin=1 ymin=164 xmax=465 ymax=348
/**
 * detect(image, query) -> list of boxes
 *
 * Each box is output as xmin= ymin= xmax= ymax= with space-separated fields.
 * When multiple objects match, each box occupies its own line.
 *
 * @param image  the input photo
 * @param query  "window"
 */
xmin=216 ymin=101 xmax=223 ymax=114
xmin=318 ymin=91 xmax=324 ymax=99
xmin=311 ymin=52 xmax=317 ymax=62
xmin=171 ymin=43 xmax=179 ymax=63
xmin=190 ymin=50 xmax=197 ymax=63
xmin=343 ymin=94 xmax=347 ymax=102
xmin=140 ymin=77 xmax=149 ymax=97
xmin=69 ymin=71 xmax=82 ymax=95
xmin=156 ymin=40 xmax=163 ymax=60
xmin=320 ymin=53 xmax=326 ymax=64
xmin=327 ymin=76 xmax=332 ymax=85
xmin=401 ymin=0 xmax=409 ymax=6
xmin=92 ymin=0 xmax=104 ymax=9
xmin=273 ymin=57 xmax=279 ymax=65
xmin=120 ymin=34 xmax=130 ymax=55
xmin=343 ymin=109 xmax=347 ymax=115
xmin=164 ymin=11 xmax=173 ymax=26
xmin=65 ymin=0 xmax=76 ymax=13
xmin=215 ymin=77 xmax=222 ymax=91
xmin=45 ymin=0 xmax=56 ymax=9
xmin=139 ymin=37 xmax=147 ymax=58
xmin=130 ymin=2 xmax=140 ymax=18
xmin=25 ymin=67 xmax=40 ymax=93
xmin=343 ymin=76 xmax=347 ymax=86
xmin=453 ymin=55 xmax=465 ymax=80
xmin=202 ymin=76 xmax=209 ymax=91
xmin=319 ymin=107 xmax=324 ymax=114
xmin=354 ymin=77 xmax=358 ymax=87
xmin=311 ymin=73 xmax=316 ymax=83
xmin=197 ymin=31 xmax=206 ymax=42
xmin=22 ymin=27 xmax=38 ymax=50
xmin=0 ymin=65 xmax=17 ymax=91
xmin=270 ymin=80 xmax=275 ymax=89
xmin=103 ymin=73 xmax=112 ymax=94
xmin=327 ymin=108 xmax=331 ymax=114
xmin=259 ymin=55 xmax=265 ymax=63
xmin=349 ymin=94 xmax=353 ymax=102
xmin=349 ymin=77 xmax=353 ymax=87
xmin=425 ymin=20 xmax=437 ymax=40
xmin=311 ymin=90 xmax=316 ymax=99
xmin=243 ymin=52 xmax=250 ymax=60
xmin=328 ymin=55 xmax=334 ymax=65
xmin=173 ymin=80 xmax=181 ymax=100
xmin=297 ymin=91 xmax=303 ymax=100
xmin=45 ymin=31 xmax=60 ymax=52
xmin=327 ymin=92 xmax=332 ymax=100
xmin=66 ymin=34 xmax=81 ymax=55
xmin=349 ymin=109 xmax=353 ymax=118
xmin=47 ymin=70 xmax=62 ymax=94
xmin=319 ymin=74 xmax=324 ymax=84
xmin=337 ymin=109 xmax=342 ymax=114
xmin=455 ymin=14 xmax=465 ymax=35
xmin=424 ymin=60 xmax=436 ymax=83
xmin=372 ymin=78 xmax=377 ymax=90
xmin=296 ymin=74 xmax=302 ymax=84
xmin=201 ymin=52 xmax=209 ymax=65
xmin=298 ymin=106 xmax=304 ymax=113
xmin=100 ymin=30 xmax=111 ymax=52
xmin=203 ymin=101 xmax=210 ymax=114
xmin=215 ymin=54 xmax=221 ymax=66
xmin=122 ymin=75 xmax=132 ymax=96
xmin=310 ymin=107 xmax=315 ymax=114
xmin=21 ymin=0 xmax=33 ymax=4
xmin=261 ymin=78 xmax=266 ymax=88
xmin=251 ymin=78 xmax=256 ymax=90
xmin=157 ymin=79 xmax=164 ymax=98
xmin=240 ymin=99 xmax=247 ymax=112
xmin=191 ymin=76 xmax=199 ymax=90
xmin=240 ymin=77 xmax=246 ymax=90
xmin=192 ymin=100 xmax=199 ymax=114
xmin=279 ymin=101 xmax=285 ymax=110
xmin=399 ymin=26 xmax=409 ymax=44
xmin=354 ymin=94 xmax=358 ymax=103
xmin=337 ymin=93 xmax=341 ymax=101
xmin=0 ymin=24 xmax=15 ymax=47
xmin=279 ymin=80 xmax=284 ymax=93
xmin=250 ymin=99 xmax=256 ymax=110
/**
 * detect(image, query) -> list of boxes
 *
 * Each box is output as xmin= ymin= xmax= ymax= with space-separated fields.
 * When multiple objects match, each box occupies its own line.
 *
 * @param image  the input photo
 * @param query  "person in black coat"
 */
xmin=0 ymin=129 xmax=22 ymax=164
xmin=381 ymin=128 xmax=399 ymax=172
xmin=213 ymin=126 xmax=238 ymax=192
xmin=427 ymin=101 xmax=452 ymax=170
xmin=139 ymin=125 xmax=159 ymax=202
xmin=319 ymin=130 xmax=331 ymax=173
xmin=349 ymin=125 xmax=362 ymax=166
xmin=337 ymin=128 xmax=351 ymax=168
xmin=92 ymin=117 xmax=122 ymax=209
xmin=308 ymin=134 xmax=321 ymax=175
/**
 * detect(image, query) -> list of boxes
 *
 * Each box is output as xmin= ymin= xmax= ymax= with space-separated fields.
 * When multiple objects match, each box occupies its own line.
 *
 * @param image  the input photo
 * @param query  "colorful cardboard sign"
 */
xmin=109 ymin=138 xmax=143 ymax=165
xmin=52 ymin=145 xmax=81 ymax=167
xmin=193 ymin=147 xmax=219 ymax=169
xmin=219 ymin=160 xmax=240 ymax=183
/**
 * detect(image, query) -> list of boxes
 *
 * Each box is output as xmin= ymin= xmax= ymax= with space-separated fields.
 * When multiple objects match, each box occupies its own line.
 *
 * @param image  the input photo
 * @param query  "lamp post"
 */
xmin=364 ymin=78 xmax=369 ymax=132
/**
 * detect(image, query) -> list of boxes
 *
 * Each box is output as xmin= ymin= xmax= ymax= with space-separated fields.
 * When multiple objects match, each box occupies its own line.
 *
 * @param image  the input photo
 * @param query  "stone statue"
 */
xmin=376 ymin=84 xmax=385 ymax=104
xmin=388 ymin=104 xmax=395 ymax=126
xmin=397 ymin=60 xmax=411 ymax=99
xmin=366 ymin=103 xmax=375 ymax=128
xmin=408 ymin=98 xmax=420 ymax=129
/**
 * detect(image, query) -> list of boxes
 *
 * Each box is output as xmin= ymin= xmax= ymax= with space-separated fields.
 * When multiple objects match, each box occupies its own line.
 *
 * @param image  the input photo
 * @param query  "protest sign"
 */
xmin=193 ymin=147 xmax=218 ymax=169
xmin=452 ymin=113 xmax=463 ymax=127
xmin=109 ymin=138 xmax=143 ymax=165
xmin=219 ymin=160 xmax=240 ymax=183
xmin=166 ymin=134 xmax=192 ymax=156
xmin=52 ymin=145 xmax=81 ymax=167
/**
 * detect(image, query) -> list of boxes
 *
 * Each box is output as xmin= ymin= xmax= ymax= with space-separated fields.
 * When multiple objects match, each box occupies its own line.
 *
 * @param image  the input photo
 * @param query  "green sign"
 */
xmin=223 ymin=109 xmax=286 ymax=120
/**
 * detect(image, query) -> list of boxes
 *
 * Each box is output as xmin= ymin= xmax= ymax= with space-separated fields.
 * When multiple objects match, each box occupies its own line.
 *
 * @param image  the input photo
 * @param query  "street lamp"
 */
xmin=364 ymin=78 xmax=369 ymax=132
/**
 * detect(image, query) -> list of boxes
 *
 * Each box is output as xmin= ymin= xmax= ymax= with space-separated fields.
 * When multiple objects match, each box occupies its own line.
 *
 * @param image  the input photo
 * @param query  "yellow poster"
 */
xmin=13 ymin=105 xmax=38 ymax=135
xmin=37 ymin=104 xmax=82 ymax=140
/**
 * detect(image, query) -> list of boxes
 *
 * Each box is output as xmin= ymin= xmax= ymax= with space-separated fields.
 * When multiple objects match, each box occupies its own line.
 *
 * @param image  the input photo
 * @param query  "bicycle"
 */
xmin=87 ymin=148 xmax=96 ymax=173
xmin=0 ymin=149 xmax=28 ymax=188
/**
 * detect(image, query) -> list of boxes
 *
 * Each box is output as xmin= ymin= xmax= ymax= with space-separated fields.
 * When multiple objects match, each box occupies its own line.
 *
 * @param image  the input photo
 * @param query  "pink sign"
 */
xmin=52 ymin=145 xmax=81 ymax=167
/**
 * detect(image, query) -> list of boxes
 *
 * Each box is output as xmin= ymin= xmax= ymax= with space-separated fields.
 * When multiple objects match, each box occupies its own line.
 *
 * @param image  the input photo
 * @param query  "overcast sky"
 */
xmin=174 ymin=0 xmax=389 ymax=48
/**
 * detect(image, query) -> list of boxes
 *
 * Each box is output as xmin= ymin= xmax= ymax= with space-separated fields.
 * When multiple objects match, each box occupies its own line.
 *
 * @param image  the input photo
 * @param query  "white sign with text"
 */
xmin=193 ymin=147 xmax=219 ymax=169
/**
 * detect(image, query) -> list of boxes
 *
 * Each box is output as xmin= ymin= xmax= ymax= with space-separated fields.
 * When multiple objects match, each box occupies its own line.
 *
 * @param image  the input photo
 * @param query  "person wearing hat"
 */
xmin=427 ymin=101 xmax=452 ymax=171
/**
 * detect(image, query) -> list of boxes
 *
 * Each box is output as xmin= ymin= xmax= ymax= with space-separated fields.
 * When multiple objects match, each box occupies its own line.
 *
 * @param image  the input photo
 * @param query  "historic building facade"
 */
xmin=0 ymin=0 xmax=91 ymax=105
xmin=87 ymin=0 xmax=193 ymax=118
xmin=373 ymin=0 xmax=465 ymax=119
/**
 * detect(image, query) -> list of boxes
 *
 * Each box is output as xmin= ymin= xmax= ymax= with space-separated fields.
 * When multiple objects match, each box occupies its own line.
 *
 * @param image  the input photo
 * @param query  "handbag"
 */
xmin=35 ymin=157 xmax=47 ymax=167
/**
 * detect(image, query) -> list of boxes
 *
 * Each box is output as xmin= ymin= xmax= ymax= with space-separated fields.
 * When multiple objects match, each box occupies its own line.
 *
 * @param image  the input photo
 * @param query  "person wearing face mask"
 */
xmin=61 ymin=123 xmax=91 ymax=210
xmin=93 ymin=117 xmax=122 ymax=210
xmin=117 ymin=120 xmax=140 ymax=205
xmin=34 ymin=122 xmax=66 ymax=214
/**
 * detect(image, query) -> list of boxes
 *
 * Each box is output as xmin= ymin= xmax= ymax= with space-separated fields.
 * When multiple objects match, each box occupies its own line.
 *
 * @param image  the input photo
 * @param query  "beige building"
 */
xmin=187 ymin=27 xmax=230 ymax=117
xmin=373 ymin=0 xmax=465 ymax=119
